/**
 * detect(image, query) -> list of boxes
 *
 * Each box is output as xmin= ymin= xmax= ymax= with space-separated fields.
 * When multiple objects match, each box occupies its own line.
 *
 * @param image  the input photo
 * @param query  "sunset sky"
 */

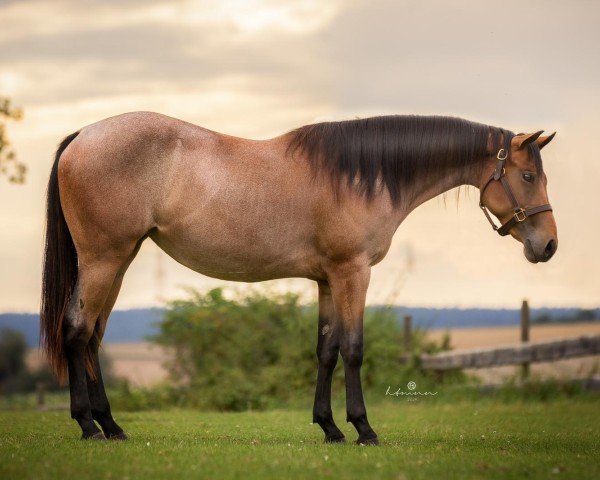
xmin=1 ymin=0 xmax=599 ymax=312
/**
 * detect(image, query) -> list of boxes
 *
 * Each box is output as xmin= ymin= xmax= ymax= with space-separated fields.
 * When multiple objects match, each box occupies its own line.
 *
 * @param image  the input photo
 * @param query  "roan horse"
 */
xmin=41 ymin=113 xmax=557 ymax=444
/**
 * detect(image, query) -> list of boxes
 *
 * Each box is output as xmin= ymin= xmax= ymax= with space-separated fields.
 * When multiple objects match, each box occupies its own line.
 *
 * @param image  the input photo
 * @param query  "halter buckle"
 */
xmin=496 ymin=148 xmax=508 ymax=161
xmin=514 ymin=208 xmax=527 ymax=222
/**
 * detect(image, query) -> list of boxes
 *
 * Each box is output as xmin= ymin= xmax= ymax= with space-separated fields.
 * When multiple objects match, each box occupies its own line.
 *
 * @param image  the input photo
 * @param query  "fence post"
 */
xmin=36 ymin=382 xmax=45 ymax=410
xmin=403 ymin=315 xmax=412 ymax=352
xmin=520 ymin=300 xmax=530 ymax=379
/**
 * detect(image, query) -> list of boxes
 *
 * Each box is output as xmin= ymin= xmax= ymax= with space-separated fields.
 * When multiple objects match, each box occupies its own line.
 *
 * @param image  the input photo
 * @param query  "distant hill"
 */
xmin=0 ymin=309 xmax=163 ymax=347
xmin=387 ymin=306 xmax=599 ymax=330
xmin=1 ymin=307 xmax=597 ymax=347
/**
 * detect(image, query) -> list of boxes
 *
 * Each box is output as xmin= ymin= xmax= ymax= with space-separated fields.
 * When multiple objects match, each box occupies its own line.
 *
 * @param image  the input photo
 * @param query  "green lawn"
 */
xmin=0 ymin=400 xmax=598 ymax=479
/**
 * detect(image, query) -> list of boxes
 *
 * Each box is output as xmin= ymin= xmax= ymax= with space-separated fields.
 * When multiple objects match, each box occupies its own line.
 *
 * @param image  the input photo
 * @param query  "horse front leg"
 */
xmin=313 ymin=281 xmax=345 ymax=443
xmin=328 ymin=261 xmax=378 ymax=445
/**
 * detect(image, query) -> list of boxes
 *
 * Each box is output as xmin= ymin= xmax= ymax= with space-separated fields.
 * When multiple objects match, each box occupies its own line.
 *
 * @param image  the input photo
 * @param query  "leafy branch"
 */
xmin=0 ymin=96 xmax=25 ymax=184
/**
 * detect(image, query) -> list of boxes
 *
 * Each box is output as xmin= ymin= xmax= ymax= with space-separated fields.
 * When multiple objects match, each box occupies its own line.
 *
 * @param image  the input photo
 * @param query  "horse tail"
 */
xmin=40 ymin=131 xmax=80 ymax=384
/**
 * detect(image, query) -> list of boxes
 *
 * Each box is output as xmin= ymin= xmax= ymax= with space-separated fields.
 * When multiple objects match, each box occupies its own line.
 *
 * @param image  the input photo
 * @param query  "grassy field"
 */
xmin=0 ymin=399 xmax=598 ymax=480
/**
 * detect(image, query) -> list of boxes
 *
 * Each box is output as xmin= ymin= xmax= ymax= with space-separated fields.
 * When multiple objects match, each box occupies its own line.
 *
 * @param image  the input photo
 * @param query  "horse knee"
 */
xmin=91 ymin=402 xmax=111 ymax=420
xmin=313 ymin=409 xmax=334 ymax=424
xmin=341 ymin=340 xmax=363 ymax=368
xmin=317 ymin=342 xmax=339 ymax=369
xmin=70 ymin=396 xmax=91 ymax=420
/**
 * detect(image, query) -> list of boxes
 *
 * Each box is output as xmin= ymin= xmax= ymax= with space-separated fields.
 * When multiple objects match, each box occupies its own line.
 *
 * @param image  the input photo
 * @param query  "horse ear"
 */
xmin=537 ymin=132 xmax=556 ymax=150
xmin=513 ymin=130 xmax=545 ymax=150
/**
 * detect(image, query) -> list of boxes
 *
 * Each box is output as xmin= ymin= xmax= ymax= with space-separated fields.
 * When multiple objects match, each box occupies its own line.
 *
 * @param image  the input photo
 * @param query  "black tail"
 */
xmin=40 ymin=132 xmax=80 ymax=384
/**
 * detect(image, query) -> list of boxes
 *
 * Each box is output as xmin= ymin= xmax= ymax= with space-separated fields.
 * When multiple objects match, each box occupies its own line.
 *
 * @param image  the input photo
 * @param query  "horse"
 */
xmin=40 ymin=112 xmax=557 ymax=444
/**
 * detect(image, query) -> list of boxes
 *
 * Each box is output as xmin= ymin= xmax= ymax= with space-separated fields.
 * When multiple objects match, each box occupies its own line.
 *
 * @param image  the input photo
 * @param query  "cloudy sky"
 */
xmin=1 ymin=0 xmax=599 ymax=312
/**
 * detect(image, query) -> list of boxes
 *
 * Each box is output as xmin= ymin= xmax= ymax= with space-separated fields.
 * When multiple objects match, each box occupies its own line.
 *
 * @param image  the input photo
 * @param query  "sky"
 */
xmin=0 ymin=0 xmax=599 ymax=312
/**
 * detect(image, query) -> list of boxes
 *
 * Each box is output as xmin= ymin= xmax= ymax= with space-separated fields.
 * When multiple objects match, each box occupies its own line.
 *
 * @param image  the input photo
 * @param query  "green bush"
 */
xmin=0 ymin=327 xmax=114 ymax=398
xmin=146 ymin=288 xmax=454 ymax=411
xmin=0 ymin=328 xmax=62 ymax=395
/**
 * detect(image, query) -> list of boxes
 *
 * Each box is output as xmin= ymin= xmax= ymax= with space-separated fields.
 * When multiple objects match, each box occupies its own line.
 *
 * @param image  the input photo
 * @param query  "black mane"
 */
xmin=287 ymin=115 xmax=514 ymax=205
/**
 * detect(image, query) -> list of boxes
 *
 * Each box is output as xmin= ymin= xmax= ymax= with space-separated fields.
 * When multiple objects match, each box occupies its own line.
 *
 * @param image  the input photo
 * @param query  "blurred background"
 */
xmin=0 ymin=0 xmax=598 ymax=402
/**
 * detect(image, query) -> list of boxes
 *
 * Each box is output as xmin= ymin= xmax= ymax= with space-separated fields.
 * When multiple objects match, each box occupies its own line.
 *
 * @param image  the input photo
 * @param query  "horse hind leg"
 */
xmin=64 ymin=251 xmax=135 ymax=440
xmin=85 ymin=274 xmax=127 ymax=439
xmin=86 ymin=339 xmax=125 ymax=439
xmin=86 ymin=240 xmax=143 ymax=440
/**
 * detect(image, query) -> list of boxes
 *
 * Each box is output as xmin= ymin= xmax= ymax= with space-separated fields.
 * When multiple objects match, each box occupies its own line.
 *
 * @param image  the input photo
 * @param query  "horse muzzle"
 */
xmin=524 ymin=237 xmax=557 ymax=263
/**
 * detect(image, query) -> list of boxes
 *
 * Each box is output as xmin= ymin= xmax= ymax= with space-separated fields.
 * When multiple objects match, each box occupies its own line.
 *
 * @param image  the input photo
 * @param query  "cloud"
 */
xmin=318 ymin=0 xmax=600 ymax=124
xmin=0 ymin=0 xmax=599 ymax=310
xmin=0 ymin=0 xmax=338 ymax=108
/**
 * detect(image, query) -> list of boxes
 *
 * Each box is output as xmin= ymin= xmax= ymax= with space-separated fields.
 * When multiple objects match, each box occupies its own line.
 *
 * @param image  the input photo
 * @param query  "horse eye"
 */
xmin=522 ymin=172 xmax=534 ymax=183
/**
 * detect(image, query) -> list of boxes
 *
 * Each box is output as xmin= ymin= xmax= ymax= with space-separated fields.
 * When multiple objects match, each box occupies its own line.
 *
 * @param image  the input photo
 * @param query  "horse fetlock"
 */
xmin=346 ymin=411 xmax=368 ymax=425
xmin=312 ymin=410 xmax=334 ymax=425
xmin=91 ymin=407 xmax=112 ymax=423
xmin=70 ymin=402 xmax=93 ymax=421
xmin=314 ymin=412 xmax=345 ymax=442
xmin=92 ymin=409 xmax=123 ymax=437
xmin=73 ymin=414 xmax=102 ymax=438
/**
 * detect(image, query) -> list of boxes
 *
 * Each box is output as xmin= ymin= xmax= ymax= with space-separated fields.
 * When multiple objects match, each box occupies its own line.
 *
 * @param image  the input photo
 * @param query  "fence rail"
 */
xmin=402 ymin=300 xmax=599 ymax=376
xmin=419 ymin=334 xmax=600 ymax=371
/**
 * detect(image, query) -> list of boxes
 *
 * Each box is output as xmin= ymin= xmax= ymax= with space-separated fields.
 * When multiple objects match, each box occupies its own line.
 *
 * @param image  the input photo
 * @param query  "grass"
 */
xmin=0 ymin=399 xmax=598 ymax=480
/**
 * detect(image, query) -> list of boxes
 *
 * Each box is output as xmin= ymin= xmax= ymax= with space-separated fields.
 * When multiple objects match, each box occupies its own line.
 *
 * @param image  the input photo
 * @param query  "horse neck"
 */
xmin=400 ymin=156 xmax=487 ymax=216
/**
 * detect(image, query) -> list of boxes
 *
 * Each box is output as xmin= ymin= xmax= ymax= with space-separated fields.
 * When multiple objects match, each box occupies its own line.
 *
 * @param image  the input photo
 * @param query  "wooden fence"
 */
xmin=403 ymin=300 xmax=600 ymax=376
xmin=419 ymin=334 xmax=600 ymax=371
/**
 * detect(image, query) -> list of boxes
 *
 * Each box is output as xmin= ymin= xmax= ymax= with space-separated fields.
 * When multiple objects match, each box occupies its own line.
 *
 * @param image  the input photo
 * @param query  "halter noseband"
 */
xmin=479 ymin=147 xmax=552 ymax=237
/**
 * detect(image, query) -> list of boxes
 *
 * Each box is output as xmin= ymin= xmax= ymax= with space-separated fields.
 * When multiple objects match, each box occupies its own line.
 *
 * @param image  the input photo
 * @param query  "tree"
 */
xmin=0 ymin=96 xmax=25 ymax=184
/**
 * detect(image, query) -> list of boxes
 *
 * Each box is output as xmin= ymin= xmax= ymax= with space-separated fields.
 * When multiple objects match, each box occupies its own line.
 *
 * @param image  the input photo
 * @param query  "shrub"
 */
xmin=150 ymin=288 xmax=453 ymax=411
xmin=0 ymin=328 xmax=63 ymax=394
xmin=0 ymin=327 xmax=114 ymax=397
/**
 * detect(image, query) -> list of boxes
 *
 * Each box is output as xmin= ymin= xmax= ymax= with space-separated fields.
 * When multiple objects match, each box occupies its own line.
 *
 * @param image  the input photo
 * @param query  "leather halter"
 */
xmin=479 ymin=147 xmax=552 ymax=237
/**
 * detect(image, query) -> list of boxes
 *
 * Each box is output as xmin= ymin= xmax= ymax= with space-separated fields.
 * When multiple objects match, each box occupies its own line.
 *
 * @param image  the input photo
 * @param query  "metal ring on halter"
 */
xmin=496 ymin=148 xmax=508 ymax=161
xmin=514 ymin=208 xmax=527 ymax=222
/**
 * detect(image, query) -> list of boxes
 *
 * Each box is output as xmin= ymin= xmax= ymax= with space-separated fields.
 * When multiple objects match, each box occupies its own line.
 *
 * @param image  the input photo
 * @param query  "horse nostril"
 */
xmin=544 ymin=239 xmax=557 ymax=260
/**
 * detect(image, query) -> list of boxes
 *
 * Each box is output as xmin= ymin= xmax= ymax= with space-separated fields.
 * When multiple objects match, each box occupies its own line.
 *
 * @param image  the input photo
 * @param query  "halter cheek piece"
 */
xmin=479 ymin=148 xmax=552 ymax=237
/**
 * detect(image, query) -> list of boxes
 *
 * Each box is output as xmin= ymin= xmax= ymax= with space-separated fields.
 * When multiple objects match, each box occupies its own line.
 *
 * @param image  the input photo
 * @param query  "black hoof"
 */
xmin=82 ymin=431 xmax=106 ymax=441
xmin=356 ymin=436 xmax=379 ymax=446
xmin=325 ymin=434 xmax=346 ymax=443
xmin=108 ymin=432 xmax=128 ymax=441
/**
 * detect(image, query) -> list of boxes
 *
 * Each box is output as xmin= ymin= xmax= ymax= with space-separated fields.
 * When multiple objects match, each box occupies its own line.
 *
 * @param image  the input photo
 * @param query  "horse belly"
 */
xmin=150 ymin=216 xmax=318 ymax=282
